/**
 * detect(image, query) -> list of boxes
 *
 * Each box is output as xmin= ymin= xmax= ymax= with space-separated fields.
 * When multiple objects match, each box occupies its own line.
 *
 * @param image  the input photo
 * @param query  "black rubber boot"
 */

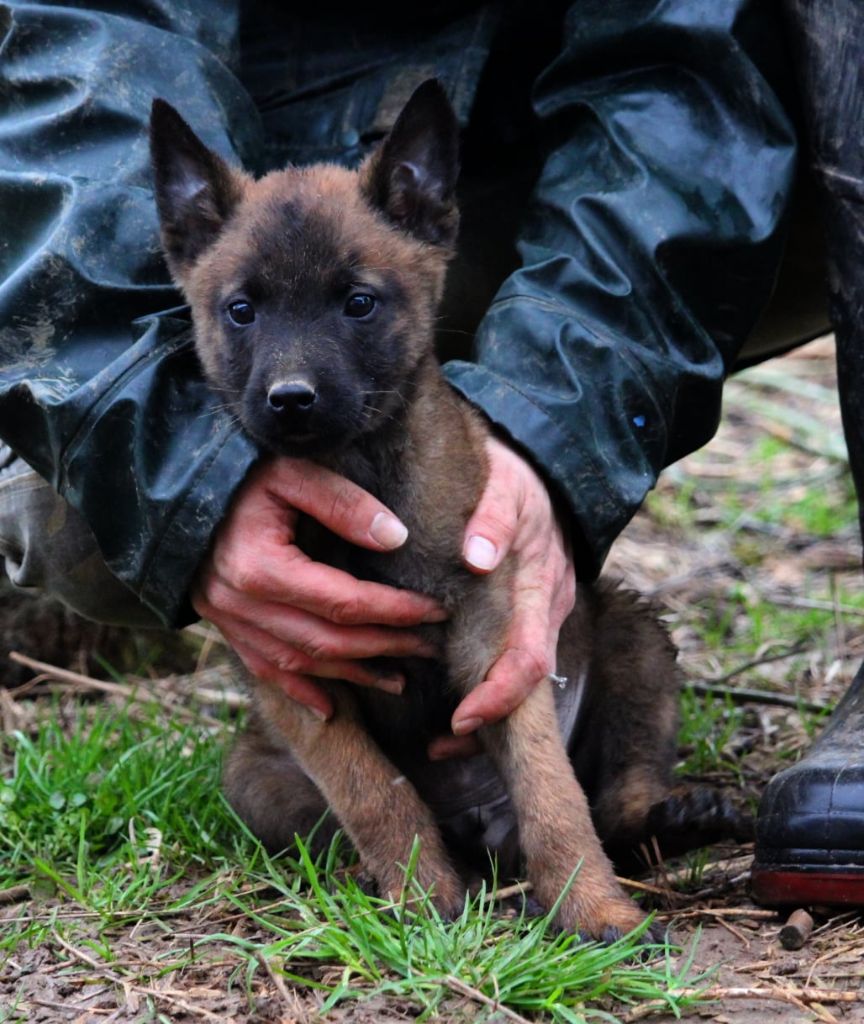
xmin=752 ymin=664 xmax=864 ymax=905
xmin=752 ymin=0 xmax=864 ymax=907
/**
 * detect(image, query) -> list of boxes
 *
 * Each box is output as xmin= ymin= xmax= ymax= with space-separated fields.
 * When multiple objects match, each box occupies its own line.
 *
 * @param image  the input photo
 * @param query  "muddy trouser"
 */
xmin=0 ymin=443 xmax=163 ymax=631
xmin=782 ymin=0 xmax=864 ymax=543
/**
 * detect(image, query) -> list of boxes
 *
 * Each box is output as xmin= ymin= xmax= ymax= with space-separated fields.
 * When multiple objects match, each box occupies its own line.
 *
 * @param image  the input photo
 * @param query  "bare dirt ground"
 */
xmin=604 ymin=335 xmax=864 ymax=1023
xmin=2 ymin=336 xmax=863 ymax=1023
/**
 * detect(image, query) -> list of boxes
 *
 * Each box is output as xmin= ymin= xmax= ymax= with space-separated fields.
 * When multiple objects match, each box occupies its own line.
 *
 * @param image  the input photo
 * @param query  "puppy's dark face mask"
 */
xmin=149 ymin=82 xmax=460 ymax=456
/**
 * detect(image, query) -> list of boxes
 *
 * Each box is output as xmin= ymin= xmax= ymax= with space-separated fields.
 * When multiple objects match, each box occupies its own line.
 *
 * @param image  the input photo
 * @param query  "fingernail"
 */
xmin=422 ymin=606 xmax=449 ymax=624
xmin=370 ymin=512 xmax=408 ymax=549
xmin=376 ymin=674 xmax=405 ymax=695
xmin=310 ymin=706 xmax=329 ymax=722
xmin=452 ymin=716 xmax=483 ymax=736
xmin=464 ymin=535 xmax=497 ymax=571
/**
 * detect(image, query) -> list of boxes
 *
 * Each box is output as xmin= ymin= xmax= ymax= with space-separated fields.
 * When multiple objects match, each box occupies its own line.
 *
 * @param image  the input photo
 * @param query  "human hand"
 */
xmin=192 ymin=457 xmax=446 ymax=721
xmin=427 ymin=434 xmax=575 ymax=760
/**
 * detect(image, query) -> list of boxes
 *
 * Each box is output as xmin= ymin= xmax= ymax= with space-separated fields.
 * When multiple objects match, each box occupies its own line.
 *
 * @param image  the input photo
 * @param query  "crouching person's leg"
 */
xmin=0 ymin=444 xmax=167 ymax=680
xmin=752 ymin=0 xmax=864 ymax=908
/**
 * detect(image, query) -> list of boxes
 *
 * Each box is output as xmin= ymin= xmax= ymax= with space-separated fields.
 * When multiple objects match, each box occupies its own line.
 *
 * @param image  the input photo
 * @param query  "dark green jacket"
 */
xmin=0 ymin=1 xmax=799 ymax=626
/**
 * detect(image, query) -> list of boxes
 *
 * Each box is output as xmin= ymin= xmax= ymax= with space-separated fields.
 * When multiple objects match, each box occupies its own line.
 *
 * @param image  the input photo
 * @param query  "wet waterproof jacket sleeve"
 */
xmin=0 ymin=1 xmax=797 ymax=625
xmin=444 ymin=1 xmax=797 ymax=580
xmin=0 ymin=1 xmax=262 ymax=624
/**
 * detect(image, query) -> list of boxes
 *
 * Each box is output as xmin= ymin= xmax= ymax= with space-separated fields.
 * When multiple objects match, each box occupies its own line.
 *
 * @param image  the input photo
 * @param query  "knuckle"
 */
xmin=203 ymin=577 xmax=235 ymax=614
xmin=326 ymin=595 xmax=363 ymax=625
xmin=520 ymin=648 xmax=552 ymax=682
xmin=273 ymin=650 xmax=308 ymax=674
xmin=230 ymin=562 xmax=259 ymax=593
xmin=295 ymin=633 xmax=338 ymax=661
xmin=471 ymin=504 xmax=515 ymax=544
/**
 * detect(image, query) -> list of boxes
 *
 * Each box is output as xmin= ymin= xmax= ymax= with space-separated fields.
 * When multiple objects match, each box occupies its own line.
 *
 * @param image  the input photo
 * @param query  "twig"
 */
xmin=767 ymin=595 xmax=864 ymax=618
xmin=649 ymin=850 xmax=753 ymax=888
xmin=255 ymin=952 xmax=308 ymax=1022
xmin=715 ymin=915 xmax=752 ymax=947
xmin=52 ymin=930 xmax=115 ymax=974
xmin=703 ymin=643 xmax=808 ymax=684
xmin=688 ymin=681 xmax=830 ymax=713
xmin=687 ymin=869 xmax=752 ymax=900
xmin=443 ymin=975 xmax=533 ymax=1023
xmin=9 ymin=651 xmax=135 ymax=697
xmin=188 ymin=686 xmax=247 ymax=709
xmin=659 ymin=907 xmax=778 ymax=921
xmin=645 ymin=559 xmax=737 ymax=597
xmin=621 ymin=985 xmax=861 ymax=1022
xmin=8 ymin=651 xmax=227 ymax=727
xmin=485 ymin=880 xmax=532 ymax=903
xmin=723 ymin=382 xmax=847 ymax=462
xmin=0 ymin=883 xmax=30 ymax=904
xmin=132 ymin=986 xmax=224 ymax=1020
xmin=615 ymin=876 xmax=683 ymax=899
xmin=184 ymin=622 xmax=228 ymax=644
xmin=27 ymin=998 xmax=112 ymax=1015
xmin=52 ymin=932 xmax=223 ymax=1021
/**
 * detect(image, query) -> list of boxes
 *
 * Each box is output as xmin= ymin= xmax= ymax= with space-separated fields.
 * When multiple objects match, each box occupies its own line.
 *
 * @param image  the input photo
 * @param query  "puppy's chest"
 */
xmin=296 ymin=461 xmax=491 ymax=750
xmin=306 ymin=448 xmax=475 ymax=604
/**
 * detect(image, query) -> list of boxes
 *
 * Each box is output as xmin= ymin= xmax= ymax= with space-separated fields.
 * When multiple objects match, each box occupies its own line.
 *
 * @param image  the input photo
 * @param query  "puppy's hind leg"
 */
xmin=223 ymin=712 xmax=337 ymax=856
xmin=579 ymin=583 xmax=752 ymax=864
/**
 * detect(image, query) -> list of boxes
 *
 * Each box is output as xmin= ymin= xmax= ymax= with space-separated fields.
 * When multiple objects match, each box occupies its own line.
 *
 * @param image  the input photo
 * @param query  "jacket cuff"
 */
xmin=136 ymin=426 xmax=258 ymax=628
xmin=443 ymin=359 xmax=615 ymax=580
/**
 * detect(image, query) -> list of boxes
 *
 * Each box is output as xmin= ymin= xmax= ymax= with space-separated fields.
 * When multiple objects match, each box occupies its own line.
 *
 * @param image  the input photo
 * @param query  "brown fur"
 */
xmin=150 ymin=83 xmax=746 ymax=941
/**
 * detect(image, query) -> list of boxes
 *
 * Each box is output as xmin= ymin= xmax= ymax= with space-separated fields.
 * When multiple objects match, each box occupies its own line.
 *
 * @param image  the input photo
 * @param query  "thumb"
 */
xmin=462 ymin=447 xmax=520 ymax=575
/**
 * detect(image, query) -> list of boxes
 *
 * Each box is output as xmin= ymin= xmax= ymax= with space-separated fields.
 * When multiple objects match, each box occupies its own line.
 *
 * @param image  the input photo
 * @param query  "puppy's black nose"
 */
xmin=267 ymin=380 xmax=317 ymax=416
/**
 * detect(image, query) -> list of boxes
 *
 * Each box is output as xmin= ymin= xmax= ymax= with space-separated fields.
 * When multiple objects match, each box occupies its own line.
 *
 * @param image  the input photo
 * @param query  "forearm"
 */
xmin=445 ymin=0 xmax=798 ymax=577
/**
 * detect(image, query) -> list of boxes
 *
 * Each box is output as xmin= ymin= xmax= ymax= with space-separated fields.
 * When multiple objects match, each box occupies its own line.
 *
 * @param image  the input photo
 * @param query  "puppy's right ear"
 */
xmin=149 ymin=99 xmax=246 ymax=285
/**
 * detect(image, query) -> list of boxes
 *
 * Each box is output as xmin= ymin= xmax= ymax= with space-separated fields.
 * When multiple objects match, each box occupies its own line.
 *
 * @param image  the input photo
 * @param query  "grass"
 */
xmin=0 ymin=697 xmax=709 ymax=1023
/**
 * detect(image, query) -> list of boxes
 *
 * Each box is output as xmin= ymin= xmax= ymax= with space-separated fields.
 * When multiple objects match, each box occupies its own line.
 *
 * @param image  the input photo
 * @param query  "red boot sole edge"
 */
xmin=751 ymin=867 xmax=864 ymax=907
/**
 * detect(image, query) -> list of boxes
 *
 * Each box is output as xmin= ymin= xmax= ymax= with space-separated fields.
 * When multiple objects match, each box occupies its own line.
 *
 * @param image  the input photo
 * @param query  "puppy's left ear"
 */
xmin=360 ymin=79 xmax=459 ymax=248
xmin=149 ymin=99 xmax=247 ymax=286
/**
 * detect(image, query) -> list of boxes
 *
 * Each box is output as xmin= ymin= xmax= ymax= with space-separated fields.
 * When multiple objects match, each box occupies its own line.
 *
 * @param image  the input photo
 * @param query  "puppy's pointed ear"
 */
xmin=360 ymin=79 xmax=460 ymax=248
xmin=149 ymin=98 xmax=246 ymax=284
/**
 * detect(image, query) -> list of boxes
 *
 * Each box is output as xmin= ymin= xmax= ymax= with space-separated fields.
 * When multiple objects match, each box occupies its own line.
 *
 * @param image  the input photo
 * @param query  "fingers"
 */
xmin=256 ymin=456 xmax=413 ymax=552
xmin=452 ymin=646 xmax=552 ymax=734
xmin=427 ymin=733 xmax=481 ymax=761
xmin=226 ymin=634 xmax=334 ymax=721
xmin=210 ymin=541 xmax=445 ymax=627
xmin=212 ymin=457 xmax=445 ymax=627
xmin=218 ymin=619 xmax=406 ymax=692
xmin=194 ymin=581 xmax=438 ymax=664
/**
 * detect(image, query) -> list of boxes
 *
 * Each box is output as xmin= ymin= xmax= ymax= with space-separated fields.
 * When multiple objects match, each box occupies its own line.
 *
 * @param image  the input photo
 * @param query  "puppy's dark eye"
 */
xmin=227 ymin=300 xmax=255 ymax=326
xmin=344 ymin=293 xmax=376 ymax=318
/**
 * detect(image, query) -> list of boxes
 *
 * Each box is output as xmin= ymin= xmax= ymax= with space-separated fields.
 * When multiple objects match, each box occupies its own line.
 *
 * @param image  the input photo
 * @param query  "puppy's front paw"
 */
xmin=376 ymin=862 xmax=465 ymax=922
xmin=556 ymin=890 xmax=651 ymax=945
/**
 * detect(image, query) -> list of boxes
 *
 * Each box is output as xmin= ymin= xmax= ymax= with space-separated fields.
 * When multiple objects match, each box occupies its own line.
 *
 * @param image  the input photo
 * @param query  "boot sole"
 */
xmin=751 ymin=866 xmax=864 ymax=906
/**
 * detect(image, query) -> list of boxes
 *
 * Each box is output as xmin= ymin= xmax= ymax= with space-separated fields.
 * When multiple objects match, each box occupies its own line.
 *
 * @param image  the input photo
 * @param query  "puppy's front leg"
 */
xmin=481 ymin=682 xmax=648 ymax=941
xmin=252 ymin=681 xmax=463 ymax=916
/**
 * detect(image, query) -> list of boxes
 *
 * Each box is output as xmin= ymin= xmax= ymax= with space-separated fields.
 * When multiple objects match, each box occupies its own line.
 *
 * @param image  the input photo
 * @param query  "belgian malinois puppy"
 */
xmin=149 ymin=82 xmax=740 ymax=942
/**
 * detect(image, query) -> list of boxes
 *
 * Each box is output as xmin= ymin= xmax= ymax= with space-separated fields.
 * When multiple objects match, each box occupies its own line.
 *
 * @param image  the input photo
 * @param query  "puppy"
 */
xmin=149 ymin=81 xmax=739 ymax=941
